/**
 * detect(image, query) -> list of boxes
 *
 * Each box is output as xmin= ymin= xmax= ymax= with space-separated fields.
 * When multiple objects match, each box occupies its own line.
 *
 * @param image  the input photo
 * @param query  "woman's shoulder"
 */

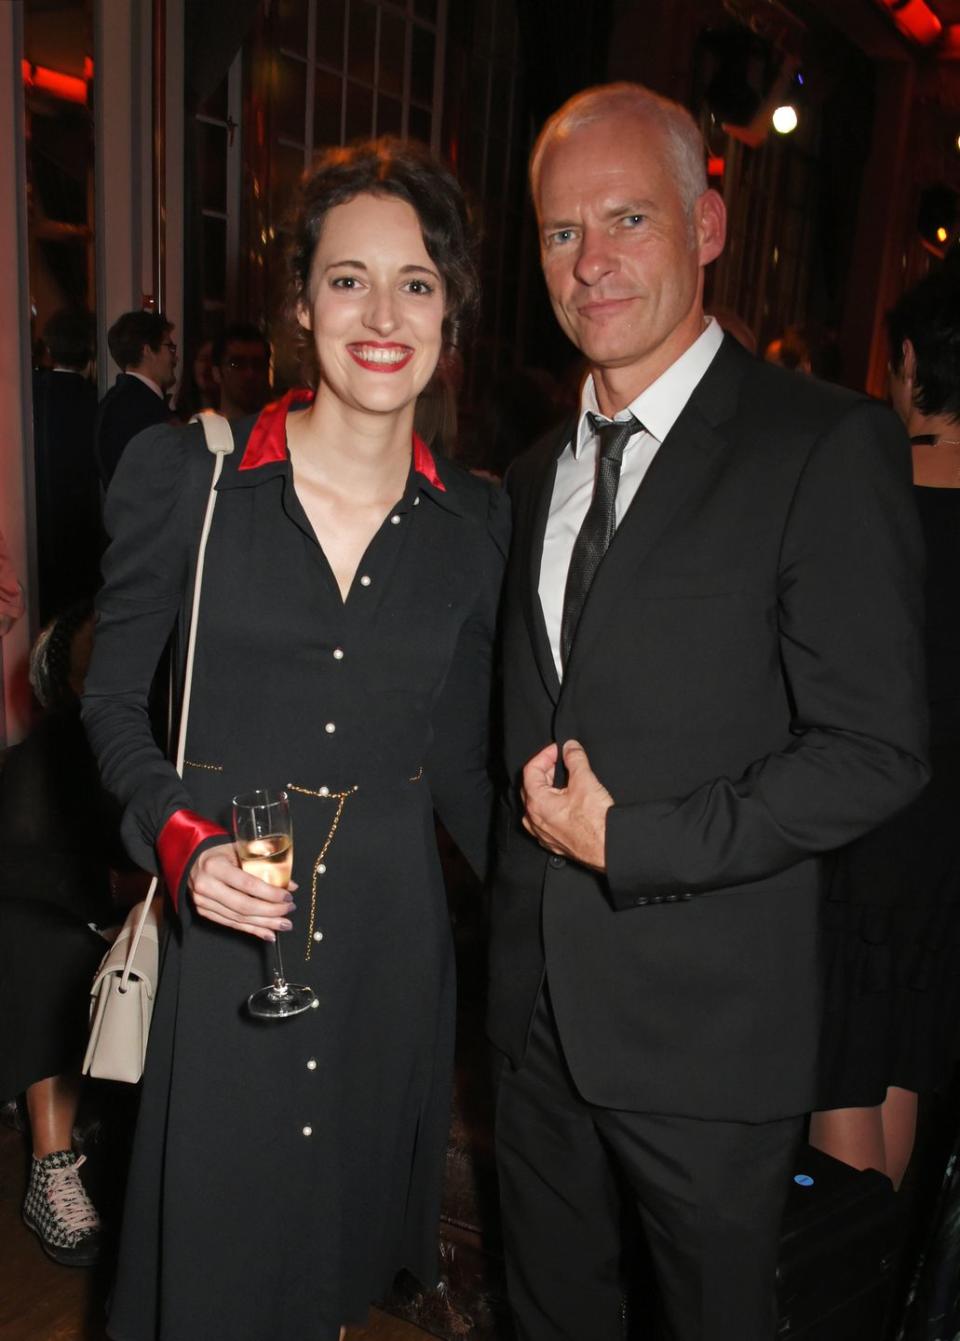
xmin=103 ymin=419 xmax=219 ymax=539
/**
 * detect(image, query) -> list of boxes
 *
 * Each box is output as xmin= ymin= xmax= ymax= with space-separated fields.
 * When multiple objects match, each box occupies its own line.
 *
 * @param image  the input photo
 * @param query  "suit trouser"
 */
xmin=495 ymin=988 xmax=803 ymax=1341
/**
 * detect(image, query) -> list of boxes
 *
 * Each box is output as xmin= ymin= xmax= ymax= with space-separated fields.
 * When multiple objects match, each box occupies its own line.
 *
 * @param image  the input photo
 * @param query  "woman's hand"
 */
xmin=188 ymin=842 xmax=297 ymax=941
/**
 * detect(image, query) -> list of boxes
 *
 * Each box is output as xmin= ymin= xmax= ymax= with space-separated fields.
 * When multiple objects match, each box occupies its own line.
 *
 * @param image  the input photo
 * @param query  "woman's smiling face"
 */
xmin=298 ymin=192 xmax=446 ymax=418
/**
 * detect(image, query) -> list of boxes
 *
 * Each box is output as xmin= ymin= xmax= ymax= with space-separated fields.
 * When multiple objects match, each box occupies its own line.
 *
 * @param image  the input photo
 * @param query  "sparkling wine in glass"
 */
xmin=232 ymin=789 xmax=315 ymax=1019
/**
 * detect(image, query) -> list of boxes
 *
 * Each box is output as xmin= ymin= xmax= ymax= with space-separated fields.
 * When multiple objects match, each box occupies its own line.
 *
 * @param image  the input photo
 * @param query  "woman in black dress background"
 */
xmin=83 ymin=140 xmax=508 ymax=1341
xmin=813 ymin=272 xmax=960 ymax=1189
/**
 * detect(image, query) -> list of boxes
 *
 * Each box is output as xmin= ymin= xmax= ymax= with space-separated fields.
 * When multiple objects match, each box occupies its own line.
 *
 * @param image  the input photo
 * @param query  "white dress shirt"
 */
xmin=539 ymin=317 xmax=725 ymax=678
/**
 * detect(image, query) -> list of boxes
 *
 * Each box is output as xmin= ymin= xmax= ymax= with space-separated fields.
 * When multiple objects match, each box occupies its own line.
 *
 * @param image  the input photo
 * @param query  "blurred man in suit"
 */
xmin=211 ymin=322 xmax=271 ymax=420
xmin=490 ymin=82 xmax=929 ymax=1341
xmin=95 ymin=311 xmax=176 ymax=489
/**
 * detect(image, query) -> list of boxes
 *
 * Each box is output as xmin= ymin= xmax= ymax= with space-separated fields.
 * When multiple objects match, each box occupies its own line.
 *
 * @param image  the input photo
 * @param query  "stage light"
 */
xmin=938 ymin=226 xmax=949 ymax=244
xmin=772 ymin=105 xmax=798 ymax=134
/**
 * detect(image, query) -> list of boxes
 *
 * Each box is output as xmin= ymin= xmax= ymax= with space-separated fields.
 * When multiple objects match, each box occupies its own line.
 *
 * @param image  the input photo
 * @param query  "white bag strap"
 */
xmin=119 ymin=413 xmax=235 ymax=989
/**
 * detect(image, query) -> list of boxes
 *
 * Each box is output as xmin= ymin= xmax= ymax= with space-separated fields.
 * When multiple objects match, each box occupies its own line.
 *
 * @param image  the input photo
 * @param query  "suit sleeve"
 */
xmin=604 ymin=399 xmax=930 ymax=908
xmin=426 ymin=485 xmax=510 ymax=882
xmin=82 ymin=425 xmax=228 ymax=909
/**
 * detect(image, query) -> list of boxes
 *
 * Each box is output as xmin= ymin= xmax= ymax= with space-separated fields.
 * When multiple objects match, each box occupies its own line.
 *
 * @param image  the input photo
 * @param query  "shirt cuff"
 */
xmin=157 ymin=809 xmax=229 ymax=911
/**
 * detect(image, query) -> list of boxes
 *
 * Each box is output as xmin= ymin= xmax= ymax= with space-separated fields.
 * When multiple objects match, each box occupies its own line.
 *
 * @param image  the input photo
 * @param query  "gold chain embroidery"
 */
xmin=285 ymin=783 xmax=358 ymax=960
xmin=183 ymin=759 xmax=223 ymax=772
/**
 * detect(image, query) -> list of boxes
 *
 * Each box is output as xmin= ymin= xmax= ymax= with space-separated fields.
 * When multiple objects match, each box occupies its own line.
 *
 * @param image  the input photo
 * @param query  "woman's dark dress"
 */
xmin=819 ymin=485 xmax=960 ymax=1107
xmin=83 ymin=397 xmax=509 ymax=1341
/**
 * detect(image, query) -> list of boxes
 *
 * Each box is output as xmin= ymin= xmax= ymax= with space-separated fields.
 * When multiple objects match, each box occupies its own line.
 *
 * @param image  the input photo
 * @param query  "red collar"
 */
xmin=238 ymin=387 xmax=445 ymax=491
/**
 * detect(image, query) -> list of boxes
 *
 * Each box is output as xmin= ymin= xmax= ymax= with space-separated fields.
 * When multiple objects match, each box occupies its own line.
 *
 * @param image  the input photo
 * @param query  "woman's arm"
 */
xmin=82 ymin=426 xmax=294 ymax=936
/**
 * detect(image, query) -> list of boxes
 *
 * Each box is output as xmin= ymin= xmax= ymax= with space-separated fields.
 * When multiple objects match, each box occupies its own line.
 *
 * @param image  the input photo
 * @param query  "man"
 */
xmin=32 ymin=308 xmax=100 ymax=620
xmin=490 ymin=82 xmax=928 ymax=1341
xmin=95 ymin=310 xmax=177 ymax=488
xmin=210 ymin=322 xmax=271 ymax=419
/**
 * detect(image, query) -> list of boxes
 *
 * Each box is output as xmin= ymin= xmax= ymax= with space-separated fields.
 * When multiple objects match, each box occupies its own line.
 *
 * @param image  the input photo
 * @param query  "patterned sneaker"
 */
xmin=22 ymin=1149 xmax=101 ymax=1266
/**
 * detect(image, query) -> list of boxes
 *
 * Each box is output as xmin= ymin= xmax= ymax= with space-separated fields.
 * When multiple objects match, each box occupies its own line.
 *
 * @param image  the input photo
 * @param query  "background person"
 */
xmin=812 ymin=271 xmax=960 ymax=1189
xmin=210 ymin=322 xmax=272 ymax=419
xmin=94 ymin=311 xmax=177 ymax=489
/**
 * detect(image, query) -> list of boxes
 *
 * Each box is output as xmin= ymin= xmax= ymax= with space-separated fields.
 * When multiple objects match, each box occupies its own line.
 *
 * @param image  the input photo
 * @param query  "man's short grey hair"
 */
xmin=529 ymin=82 xmax=708 ymax=218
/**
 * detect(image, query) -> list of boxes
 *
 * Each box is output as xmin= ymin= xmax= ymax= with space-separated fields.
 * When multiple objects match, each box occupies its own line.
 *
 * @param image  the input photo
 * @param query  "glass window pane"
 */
xmin=197 ymin=121 xmax=228 ymax=213
xmin=271 ymin=142 xmax=306 ymax=223
xmin=414 ymin=0 xmax=437 ymax=21
xmin=345 ymin=80 xmax=374 ymax=141
xmin=203 ymin=216 xmax=227 ymax=302
xmin=376 ymin=93 xmax=402 ymax=138
xmin=274 ymin=52 xmax=308 ymax=144
xmin=314 ymin=68 xmax=343 ymax=150
xmin=378 ymin=10 xmax=405 ymax=99
xmin=408 ymin=104 xmax=431 ymax=145
xmin=487 ymin=72 xmax=512 ymax=143
xmin=493 ymin=0 xmax=517 ymax=60
xmin=316 ymin=0 xmax=346 ymax=69
xmin=277 ymin=0 xmax=309 ymax=54
xmin=198 ymin=72 xmax=228 ymax=120
xmin=410 ymin=24 xmax=434 ymax=106
xmin=348 ymin=0 xmax=377 ymax=86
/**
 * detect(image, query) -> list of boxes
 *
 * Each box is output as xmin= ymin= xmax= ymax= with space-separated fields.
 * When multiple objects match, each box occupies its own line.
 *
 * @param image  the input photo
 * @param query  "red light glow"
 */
xmin=21 ymin=60 xmax=88 ymax=104
xmin=876 ymin=0 xmax=943 ymax=46
xmin=707 ymin=155 xmax=725 ymax=178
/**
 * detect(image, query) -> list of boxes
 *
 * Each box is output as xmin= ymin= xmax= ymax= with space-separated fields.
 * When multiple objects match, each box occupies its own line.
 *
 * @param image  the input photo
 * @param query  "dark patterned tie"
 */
xmin=560 ymin=412 xmax=641 ymax=668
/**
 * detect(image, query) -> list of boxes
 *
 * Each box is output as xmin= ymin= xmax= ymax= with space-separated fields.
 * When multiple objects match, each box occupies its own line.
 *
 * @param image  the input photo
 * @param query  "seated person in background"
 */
xmin=33 ymin=308 xmax=101 ymax=623
xmin=0 ymin=602 xmax=125 ymax=1266
xmin=95 ymin=311 xmax=177 ymax=489
xmin=210 ymin=322 xmax=272 ymax=420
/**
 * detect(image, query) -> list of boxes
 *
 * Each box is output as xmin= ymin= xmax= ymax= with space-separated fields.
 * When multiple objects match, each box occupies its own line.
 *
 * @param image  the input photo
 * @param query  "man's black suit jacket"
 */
xmin=489 ymin=336 xmax=929 ymax=1124
xmin=95 ymin=373 xmax=170 ymax=489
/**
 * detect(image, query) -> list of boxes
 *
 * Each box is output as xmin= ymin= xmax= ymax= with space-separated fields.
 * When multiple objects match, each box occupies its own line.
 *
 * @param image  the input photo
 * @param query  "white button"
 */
xmin=413 ymin=497 xmax=420 ymax=506
xmin=318 ymin=785 xmax=330 ymax=797
xmin=317 ymin=863 xmax=326 ymax=875
xmin=313 ymin=931 xmax=323 ymax=943
xmin=359 ymin=575 xmax=372 ymax=587
xmin=324 ymin=722 xmax=336 ymax=734
xmin=302 ymin=1125 xmax=313 ymax=1136
xmin=310 ymin=998 xmax=319 ymax=1008
xmin=390 ymin=515 xmax=401 ymax=525
xmin=332 ymin=648 xmax=344 ymax=660
xmin=306 ymin=1058 xmax=317 ymax=1071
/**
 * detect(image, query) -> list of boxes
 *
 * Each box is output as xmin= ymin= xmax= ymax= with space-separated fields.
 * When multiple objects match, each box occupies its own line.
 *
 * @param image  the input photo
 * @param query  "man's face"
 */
xmin=215 ymin=340 xmax=271 ymax=415
xmin=140 ymin=330 xmax=178 ymax=391
xmin=536 ymin=113 xmax=725 ymax=393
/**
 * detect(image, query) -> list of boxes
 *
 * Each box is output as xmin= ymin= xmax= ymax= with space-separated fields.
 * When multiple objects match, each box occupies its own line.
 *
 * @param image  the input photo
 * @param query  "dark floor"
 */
xmin=0 ymin=1122 xmax=432 ymax=1341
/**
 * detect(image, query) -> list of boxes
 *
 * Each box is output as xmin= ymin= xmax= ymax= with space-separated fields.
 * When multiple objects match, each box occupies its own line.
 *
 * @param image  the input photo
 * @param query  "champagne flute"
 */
xmin=232 ymin=789 xmax=315 ymax=1019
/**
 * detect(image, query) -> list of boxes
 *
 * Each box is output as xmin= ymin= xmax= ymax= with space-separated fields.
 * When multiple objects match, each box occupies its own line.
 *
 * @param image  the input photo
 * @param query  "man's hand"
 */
xmin=189 ymin=842 xmax=298 ymax=942
xmin=521 ymin=740 xmax=614 ymax=871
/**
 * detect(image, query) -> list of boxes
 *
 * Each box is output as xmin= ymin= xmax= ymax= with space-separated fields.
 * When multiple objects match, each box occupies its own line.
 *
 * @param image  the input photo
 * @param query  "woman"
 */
xmin=812 ymin=271 xmax=960 ymax=1189
xmin=0 ymin=603 xmax=117 ymax=1266
xmin=83 ymin=139 xmax=509 ymax=1341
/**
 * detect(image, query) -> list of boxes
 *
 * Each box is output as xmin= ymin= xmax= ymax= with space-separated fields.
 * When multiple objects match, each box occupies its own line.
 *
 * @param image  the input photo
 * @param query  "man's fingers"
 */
xmin=562 ymin=739 xmax=589 ymax=774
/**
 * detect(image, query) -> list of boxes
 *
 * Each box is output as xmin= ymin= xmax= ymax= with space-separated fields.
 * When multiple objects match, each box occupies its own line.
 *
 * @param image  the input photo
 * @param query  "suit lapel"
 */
xmin=516 ymin=418 xmax=573 ymax=706
xmin=560 ymin=338 xmax=746 ymax=689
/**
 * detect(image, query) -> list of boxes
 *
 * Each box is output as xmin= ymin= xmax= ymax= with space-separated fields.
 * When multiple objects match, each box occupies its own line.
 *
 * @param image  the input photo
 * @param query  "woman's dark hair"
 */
xmin=887 ymin=272 xmax=960 ymax=420
xmin=29 ymin=601 xmax=94 ymax=711
xmin=289 ymin=138 xmax=479 ymax=357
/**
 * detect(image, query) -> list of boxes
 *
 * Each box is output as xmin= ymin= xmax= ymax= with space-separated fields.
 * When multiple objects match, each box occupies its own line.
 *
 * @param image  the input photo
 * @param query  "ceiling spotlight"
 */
xmin=772 ymin=104 xmax=798 ymax=134
xmin=938 ymin=226 xmax=949 ymax=244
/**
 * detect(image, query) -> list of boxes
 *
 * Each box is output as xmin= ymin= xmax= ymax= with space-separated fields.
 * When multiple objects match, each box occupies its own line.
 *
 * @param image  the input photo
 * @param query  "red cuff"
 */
xmin=157 ymin=809 xmax=229 ymax=911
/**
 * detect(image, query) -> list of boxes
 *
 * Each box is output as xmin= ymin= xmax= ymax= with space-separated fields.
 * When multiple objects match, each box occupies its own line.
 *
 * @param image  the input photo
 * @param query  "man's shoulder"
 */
xmin=506 ymin=414 xmax=574 ymax=493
